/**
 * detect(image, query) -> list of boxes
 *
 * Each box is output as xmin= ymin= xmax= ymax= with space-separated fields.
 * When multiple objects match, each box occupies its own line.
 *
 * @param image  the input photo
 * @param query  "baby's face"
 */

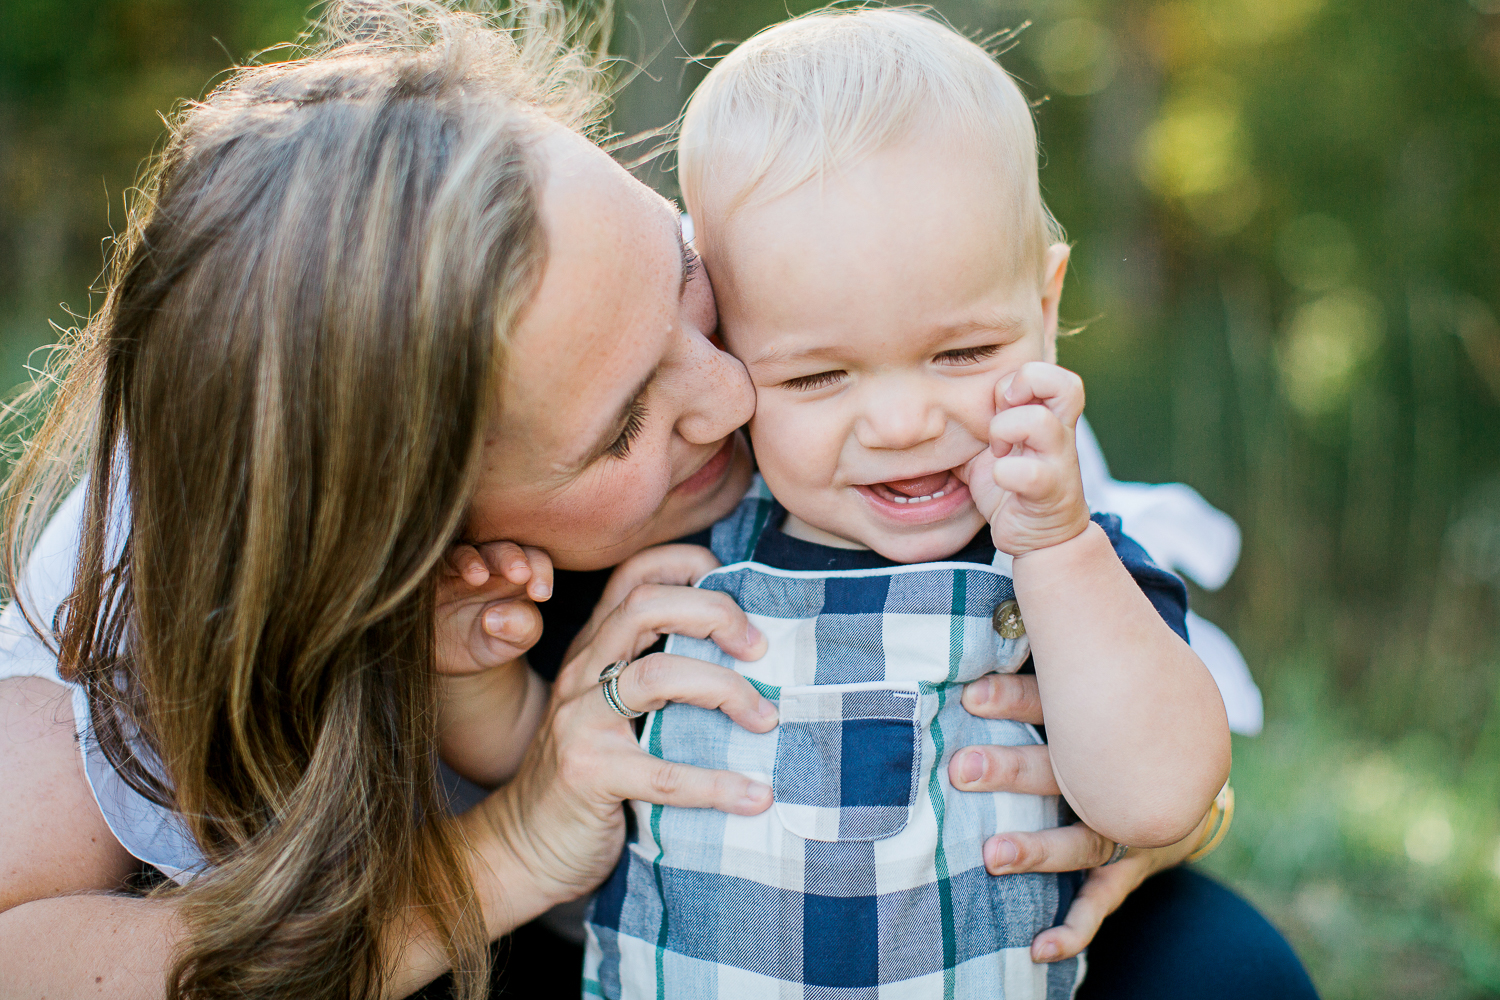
xmin=705 ymin=135 xmax=1067 ymax=563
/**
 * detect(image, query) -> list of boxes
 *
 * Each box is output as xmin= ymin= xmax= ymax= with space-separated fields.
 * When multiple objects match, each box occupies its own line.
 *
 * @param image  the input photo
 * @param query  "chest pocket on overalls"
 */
xmin=771 ymin=681 xmax=923 ymax=842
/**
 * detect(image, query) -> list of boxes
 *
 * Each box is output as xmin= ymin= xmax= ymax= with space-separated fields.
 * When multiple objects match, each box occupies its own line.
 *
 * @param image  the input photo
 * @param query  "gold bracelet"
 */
xmin=1187 ymin=783 xmax=1235 ymax=863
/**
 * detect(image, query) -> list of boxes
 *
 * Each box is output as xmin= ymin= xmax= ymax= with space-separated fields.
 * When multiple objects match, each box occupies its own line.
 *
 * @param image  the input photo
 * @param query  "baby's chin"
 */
xmin=856 ymin=512 xmax=990 ymax=565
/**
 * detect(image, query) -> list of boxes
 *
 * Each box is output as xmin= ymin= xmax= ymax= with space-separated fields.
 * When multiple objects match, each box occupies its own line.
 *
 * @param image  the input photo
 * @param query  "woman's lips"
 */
xmin=855 ymin=470 xmax=972 ymax=525
xmin=673 ymin=436 xmax=735 ymax=496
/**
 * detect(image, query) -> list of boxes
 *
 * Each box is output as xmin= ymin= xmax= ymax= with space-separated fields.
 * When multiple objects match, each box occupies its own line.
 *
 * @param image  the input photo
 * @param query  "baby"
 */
xmin=584 ymin=10 xmax=1229 ymax=999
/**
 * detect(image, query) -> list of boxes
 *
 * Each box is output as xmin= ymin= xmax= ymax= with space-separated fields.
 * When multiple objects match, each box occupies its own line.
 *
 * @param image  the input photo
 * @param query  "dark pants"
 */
xmin=1077 ymin=868 xmax=1318 ymax=1000
xmin=412 ymin=867 xmax=1318 ymax=998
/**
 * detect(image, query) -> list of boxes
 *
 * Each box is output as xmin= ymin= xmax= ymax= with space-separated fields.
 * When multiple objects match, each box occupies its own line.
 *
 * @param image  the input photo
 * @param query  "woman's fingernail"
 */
xmin=959 ymin=751 xmax=985 ymax=784
xmin=535 ymin=581 xmax=552 ymax=600
xmin=757 ymin=698 xmax=779 ymax=723
xmin=743 ymin=781 xmax=772 ymax=806
xmin=746 ymin=623 xmax=763 ymax=646
xmin=988 ymin=839 xmax=1018 ymax=869
xmin=1034 ymin=941 xmax=1061 ymax=962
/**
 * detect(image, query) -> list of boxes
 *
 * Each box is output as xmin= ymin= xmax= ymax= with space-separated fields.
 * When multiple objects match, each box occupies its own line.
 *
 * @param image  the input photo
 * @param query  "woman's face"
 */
xmin=466 ymin=125 xmax=756 ymax=570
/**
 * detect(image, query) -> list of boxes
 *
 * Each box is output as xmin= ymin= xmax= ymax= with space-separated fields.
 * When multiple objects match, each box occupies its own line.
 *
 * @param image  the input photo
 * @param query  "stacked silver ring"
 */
xmin=1101 ymin=841 xmax=1129 ymax=867
xmin=599 ymin=659 xmax=646 ymax=719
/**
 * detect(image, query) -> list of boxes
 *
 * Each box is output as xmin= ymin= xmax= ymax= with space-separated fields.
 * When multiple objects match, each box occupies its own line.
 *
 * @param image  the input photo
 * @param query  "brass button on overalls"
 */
xmin=992 ymin=600 xmax=1025 ymax=639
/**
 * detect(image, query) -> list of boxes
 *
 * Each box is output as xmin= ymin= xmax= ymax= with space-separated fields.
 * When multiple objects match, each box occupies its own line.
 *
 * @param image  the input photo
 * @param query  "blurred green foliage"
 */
xmin=3 ymin=0 xmax=1499 ymax=995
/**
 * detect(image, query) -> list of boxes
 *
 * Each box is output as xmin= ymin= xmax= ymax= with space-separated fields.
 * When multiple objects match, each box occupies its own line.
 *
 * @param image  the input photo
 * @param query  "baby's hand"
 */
xmin=435 ymin=540 xmax=554 ymax=676
xmin=961 ymin=361 xmax=1091 ymax=557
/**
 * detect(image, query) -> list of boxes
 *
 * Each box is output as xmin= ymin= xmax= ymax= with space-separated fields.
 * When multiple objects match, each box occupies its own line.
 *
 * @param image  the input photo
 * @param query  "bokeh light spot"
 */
xmin=1037 ymin=19 xmax=1119 ymax=96
xmin=1405 ymin=810 xmax=1455 ymax=866
xmin=1278 ymin=290 xmax=1384 ymax=416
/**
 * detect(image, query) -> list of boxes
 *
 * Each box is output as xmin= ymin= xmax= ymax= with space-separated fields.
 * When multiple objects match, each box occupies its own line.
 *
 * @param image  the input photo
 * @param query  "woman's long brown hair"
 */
xmin=0 ymin=3 xmax=608 ymax=997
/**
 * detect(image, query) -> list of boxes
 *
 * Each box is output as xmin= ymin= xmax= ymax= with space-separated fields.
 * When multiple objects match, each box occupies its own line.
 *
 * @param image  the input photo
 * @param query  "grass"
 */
xmin=1201 ymin=652 xmax=1500 ymax=999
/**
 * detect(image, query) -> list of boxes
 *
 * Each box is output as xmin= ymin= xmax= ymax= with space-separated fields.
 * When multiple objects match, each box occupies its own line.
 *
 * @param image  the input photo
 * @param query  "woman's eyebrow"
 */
xmin=578 ymin=366 xmax=657 ymax=467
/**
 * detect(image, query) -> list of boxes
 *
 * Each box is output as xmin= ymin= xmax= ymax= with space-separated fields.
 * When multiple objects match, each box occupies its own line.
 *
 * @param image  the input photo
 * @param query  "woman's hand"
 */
xmin=462 ymin=574 xmax=775 ymax=929
xmin=562 ymin=543 xmax=724 ymax=664
xmin=948 ymin=671 xmax=1209 ymax=963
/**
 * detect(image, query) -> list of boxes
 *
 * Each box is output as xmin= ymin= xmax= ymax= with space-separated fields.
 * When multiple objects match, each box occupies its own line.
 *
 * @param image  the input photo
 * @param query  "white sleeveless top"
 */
xmin=0 ymin=418 xmax=1262 ymax=883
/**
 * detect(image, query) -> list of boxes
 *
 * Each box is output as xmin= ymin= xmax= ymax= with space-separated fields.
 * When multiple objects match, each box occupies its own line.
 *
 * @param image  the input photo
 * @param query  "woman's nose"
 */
xmin=854 ymin=387 xmax=947 ymax=450
xmin=674 ymin=331 xmax=756 ymax=444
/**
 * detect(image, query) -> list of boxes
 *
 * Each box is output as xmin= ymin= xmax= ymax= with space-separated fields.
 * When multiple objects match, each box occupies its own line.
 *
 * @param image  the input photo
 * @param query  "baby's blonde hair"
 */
xmin=679 ymin=6 xmax=1062 ymax=282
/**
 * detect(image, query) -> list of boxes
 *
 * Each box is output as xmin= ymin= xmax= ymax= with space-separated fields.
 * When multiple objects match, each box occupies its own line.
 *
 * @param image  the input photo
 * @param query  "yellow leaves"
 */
xmin=1136 ymin=76 xmax=1261 ymax=234
xmin=1147 ymin=0 xmax=1329 ymax=58
xmin=1278 ymin=289 xmax=1384 ymax=417
xmin=1196 ymin=0 xmax=1330 ymax=47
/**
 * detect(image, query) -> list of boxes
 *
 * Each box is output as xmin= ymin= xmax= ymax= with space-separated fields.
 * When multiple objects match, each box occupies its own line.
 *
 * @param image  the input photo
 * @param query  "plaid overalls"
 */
xmin=585 ymin=481 xmax=1085 ymax=999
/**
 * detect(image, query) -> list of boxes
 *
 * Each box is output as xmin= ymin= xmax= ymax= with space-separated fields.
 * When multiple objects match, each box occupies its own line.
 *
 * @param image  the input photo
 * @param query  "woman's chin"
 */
xmin=668 ymin=432 xmax=755 ymax=538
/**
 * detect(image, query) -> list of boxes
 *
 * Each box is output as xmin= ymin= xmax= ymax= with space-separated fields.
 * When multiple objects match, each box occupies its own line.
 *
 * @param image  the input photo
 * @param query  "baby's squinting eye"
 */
xmin=935 ymin=344 xmax=1002 ymax=365
xmin=781 ymin=370 xmax=846 ymax=391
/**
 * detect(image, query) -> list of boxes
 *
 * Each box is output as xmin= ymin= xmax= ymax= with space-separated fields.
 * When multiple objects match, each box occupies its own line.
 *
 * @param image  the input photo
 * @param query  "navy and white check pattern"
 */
xmin=584 ymin=480 xmax=1085 ymax=999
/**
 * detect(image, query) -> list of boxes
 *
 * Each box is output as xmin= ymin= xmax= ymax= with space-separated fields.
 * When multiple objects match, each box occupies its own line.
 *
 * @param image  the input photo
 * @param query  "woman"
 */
xmin=0 ymin=2 xmax=1314 ymax=998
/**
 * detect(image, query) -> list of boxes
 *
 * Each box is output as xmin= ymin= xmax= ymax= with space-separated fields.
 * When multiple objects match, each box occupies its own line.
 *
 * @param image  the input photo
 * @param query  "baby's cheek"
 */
xmin=747 ymin=403 xmax=819 ymax=485
xmin=951 ymin=378 xmax=1004 ymax=445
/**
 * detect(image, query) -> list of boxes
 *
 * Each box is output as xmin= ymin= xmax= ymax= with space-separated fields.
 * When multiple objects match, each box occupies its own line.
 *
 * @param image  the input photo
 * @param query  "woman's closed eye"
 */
xmin=934 ymin=344 xmax=1002 ymax=366
xmin=604 ymin=398 xmax=648 ymax=460
xmin=780 ymin=369 xmax=846 ymax=391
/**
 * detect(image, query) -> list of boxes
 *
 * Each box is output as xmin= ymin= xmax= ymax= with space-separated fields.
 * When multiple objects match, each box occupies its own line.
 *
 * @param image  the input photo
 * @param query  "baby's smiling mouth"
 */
xmin=866 ymin=470 xmax=961 ymax=505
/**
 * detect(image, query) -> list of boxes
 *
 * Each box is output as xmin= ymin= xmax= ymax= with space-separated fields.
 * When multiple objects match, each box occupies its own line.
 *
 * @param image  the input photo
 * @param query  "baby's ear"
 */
xmin=1040 ymin=243 xmax=1071 ymax=362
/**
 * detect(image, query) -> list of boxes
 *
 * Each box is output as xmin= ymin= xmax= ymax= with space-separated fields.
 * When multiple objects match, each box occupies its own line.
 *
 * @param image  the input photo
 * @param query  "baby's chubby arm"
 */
xmin=961 ymin=362 xmax=1230 ymax=848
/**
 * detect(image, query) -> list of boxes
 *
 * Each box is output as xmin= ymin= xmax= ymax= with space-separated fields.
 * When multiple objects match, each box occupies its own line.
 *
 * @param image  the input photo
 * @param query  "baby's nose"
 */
xmin=855 ymin=394 xmax=947 ymax=450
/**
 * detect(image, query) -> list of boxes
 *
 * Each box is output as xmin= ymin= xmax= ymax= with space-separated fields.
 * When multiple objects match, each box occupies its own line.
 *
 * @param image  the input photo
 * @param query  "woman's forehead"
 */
xmin=499 ymin=129 xmax=682 ymax=459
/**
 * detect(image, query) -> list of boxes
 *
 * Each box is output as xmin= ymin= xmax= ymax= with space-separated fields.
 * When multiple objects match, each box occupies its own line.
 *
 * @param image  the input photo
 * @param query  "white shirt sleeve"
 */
xmin=1076 ymin=415 xmax=1264 ymax=735
xmin=0 ymin=484 xmax=87 ymax=685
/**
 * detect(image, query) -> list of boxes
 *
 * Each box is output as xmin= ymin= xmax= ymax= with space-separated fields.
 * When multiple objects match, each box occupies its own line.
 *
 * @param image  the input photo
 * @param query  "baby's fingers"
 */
xmin=481 ymin=598 xmax=544 ymax=650
xmin=992 ymin=455 xmax=1060 ymax=501
xmin=445 ymin=543 xmax=491 ymax=587
xmin=999 ymin=362 xmax=1084 ymax=427
xmin=521 ymin=545 xmax=553 ymax=601
xmin=989 ymin=403 xmax=1072 ymax=461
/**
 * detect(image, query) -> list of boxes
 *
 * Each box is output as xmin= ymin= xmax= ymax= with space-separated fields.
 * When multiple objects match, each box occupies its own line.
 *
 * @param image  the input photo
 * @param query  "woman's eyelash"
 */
xmin=682 ymin=244 xmax=702 ymax=285
xmin=936 ymin=344 xmax=1002 ymax=364
xmin=782 ymin=370 xmax=846 ymax=391
xmin=604 ymin=399 xmax=648 ymax=460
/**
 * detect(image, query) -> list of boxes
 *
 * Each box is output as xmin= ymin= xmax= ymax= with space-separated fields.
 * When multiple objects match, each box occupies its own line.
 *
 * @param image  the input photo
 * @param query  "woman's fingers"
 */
xmin=1029 ymin=854 xmax=1150 ymax=962
xmin=604 ymin=545 xmax=721 ymax=603
xmin=559 ymin=584 xmax=767 ymax=695
xmin=614 ymin=756 xmax=773 ymax=816
xmin=607 ymin=653 xmax=778 ymax=734
xmin=949 ymin=744 xmax=1059 ymax=795
xmin=566 ymin=545 xmax=723 ymax=661
xmin=961 ymin=673 xmax=1044 ymax=725
xmin=982 ymin=821 xmax=1115 ymax=875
